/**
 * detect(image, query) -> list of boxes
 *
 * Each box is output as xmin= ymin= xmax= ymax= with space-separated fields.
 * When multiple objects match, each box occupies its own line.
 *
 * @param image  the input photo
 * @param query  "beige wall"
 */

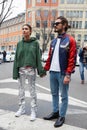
xmin=58 ymin=0 xmax=87 ymax=47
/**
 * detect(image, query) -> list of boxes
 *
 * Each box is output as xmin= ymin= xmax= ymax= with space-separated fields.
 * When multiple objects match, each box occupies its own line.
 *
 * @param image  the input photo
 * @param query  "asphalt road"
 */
xmin=0 ymin=62 xmax=87 ymax=130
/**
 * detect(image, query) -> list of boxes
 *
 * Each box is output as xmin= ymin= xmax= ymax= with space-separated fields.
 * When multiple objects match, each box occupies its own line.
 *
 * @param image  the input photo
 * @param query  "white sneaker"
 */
xmin=15 ymin=106 xmax=25 ymax=117
xmin=30 ymin=109 xmax=36 ymax=121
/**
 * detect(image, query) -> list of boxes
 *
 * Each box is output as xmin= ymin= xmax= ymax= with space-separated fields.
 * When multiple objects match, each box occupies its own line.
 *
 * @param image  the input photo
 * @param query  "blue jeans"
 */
xmin=3 ymin=57 xmax=6 ymax=62
xmin=79 ymin=62 xmax=87 ymax=81
xmin=50 ymin=71 xmax=69 ymax=117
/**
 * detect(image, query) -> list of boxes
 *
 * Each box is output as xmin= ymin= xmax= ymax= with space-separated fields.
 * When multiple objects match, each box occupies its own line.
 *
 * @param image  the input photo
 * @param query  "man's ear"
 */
xmin=63 ymin=23 xmax=66 ymax=29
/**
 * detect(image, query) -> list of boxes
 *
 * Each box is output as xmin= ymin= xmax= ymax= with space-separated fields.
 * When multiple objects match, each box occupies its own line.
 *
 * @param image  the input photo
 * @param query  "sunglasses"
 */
xmin=54 ymin=22 xmax=62 ymax=26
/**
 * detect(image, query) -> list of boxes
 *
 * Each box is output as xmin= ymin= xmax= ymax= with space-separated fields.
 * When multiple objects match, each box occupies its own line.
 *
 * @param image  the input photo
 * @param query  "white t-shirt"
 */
xmin=50 ymin=38 xmax=60 ymax=72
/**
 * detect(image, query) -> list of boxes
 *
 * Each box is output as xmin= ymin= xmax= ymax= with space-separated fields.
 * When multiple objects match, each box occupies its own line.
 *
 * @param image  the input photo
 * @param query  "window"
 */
xmin=50 ymin=34 xmax=55 ymax=40
xmin=78 ymin=21 xmax=82 ymax=29
xmin=84 ymin=35 xmax=87 ymax=41
xmin=60 ymin=0 xmax=64 ymax=3
xmin=18 ymin=36 xmax=21 ymax=41
xmin=44 ymin=0 xmax=48 ymax=3
xmin=37 ymin=0 xmax=41 ymax=2
xmin=44 ymin=34 xmax=47 ymax=40
xmin=27 ymin=22 xmax=31 ymax=25
xmin=43 ymin=21 xmax=47 ymax=27
xmin=60 ymin=11 xmax=64 ymax=16
xmin=28 ymin=0 xmax=31 ymax=4
xmin=85 ymin=21 xmax=87 ymax=29
xmin=79 ymin=11 xmax=83 ymax=18
xmin=17 ymin=25 xmax=21 ymax=31
xmin=28 ymin=11 xmax=31 ymax=18
xmin=44 ymin=10 xmax=48 ymax=16
xmin=72 ymin=21 xmax=75 ymax=28
xmin=77 ymin=34 xmax=81 ymax=41
xmin=66 ymin=11 xmax=83 ymax=18
xmin=52 ymin=10 xmax=56 ymax=17
xmin=69 ymin=21 xmax=82 ymax=29
xmin=51 ymin=21 xmax=55 ymax=27
xmin=76 ymin=21 xmax=78 ymax=28
xmin=36 ymin=20 xmax=40 ymax=27
xmin=36 ymin=33 xmax=40 ymax=40
xmin=36 ymin=10 xmax=41 ymax=16
xmin=52 ymin=0 xmax=56 ymax=3
xmin=85 ymin=11 xmax=87 ymax=18
xmin=66 ymin=0 xmax=84 ymax=4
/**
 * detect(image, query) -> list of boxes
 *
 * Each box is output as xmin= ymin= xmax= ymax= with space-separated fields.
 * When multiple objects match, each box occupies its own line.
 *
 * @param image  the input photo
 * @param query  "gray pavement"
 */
xmin=0 ymin=78 xmax=87 ymax=130
xmin=0 ymin=108 xmax=86 ymax=130
xmin=0 ymin=63 xmax=87 ymax=130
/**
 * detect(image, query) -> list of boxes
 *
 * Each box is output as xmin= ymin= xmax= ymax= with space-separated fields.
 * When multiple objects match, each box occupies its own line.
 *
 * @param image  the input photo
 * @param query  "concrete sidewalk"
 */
xmin=0 ymin=110 xmax=86 ymax=130
xmin=0 ymin=78 xmax=87 ymax=130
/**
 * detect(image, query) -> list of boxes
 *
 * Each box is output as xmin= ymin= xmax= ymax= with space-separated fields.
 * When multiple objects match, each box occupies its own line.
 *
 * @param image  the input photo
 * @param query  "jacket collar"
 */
xmin=57 ymin=33 xmax=66 ymax=38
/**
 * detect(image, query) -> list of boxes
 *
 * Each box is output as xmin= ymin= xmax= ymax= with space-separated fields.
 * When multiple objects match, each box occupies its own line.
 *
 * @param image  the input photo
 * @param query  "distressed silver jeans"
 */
xmin=18 ymin=67 xmax=37 ymax=111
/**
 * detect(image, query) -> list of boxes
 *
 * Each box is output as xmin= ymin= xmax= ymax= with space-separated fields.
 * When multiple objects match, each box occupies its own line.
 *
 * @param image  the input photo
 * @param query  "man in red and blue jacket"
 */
xmin=43 ymin=16 xmax=77 ymax=127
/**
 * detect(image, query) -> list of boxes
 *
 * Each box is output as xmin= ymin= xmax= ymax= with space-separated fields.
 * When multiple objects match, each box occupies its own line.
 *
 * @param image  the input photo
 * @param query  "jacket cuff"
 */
xmin=65 ymin=73 xmax=71 ymax=76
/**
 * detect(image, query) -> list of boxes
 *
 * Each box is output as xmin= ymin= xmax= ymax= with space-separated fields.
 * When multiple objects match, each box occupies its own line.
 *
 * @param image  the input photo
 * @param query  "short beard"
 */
xmin=54 ymin=28 xmax=62 ymax=34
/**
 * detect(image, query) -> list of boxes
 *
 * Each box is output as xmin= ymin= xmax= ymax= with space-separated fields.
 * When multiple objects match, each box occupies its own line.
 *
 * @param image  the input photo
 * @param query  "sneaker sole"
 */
xmin=30 ymin=118 xmax=36 ymax=121
xmin=15 ymin=112 xmax=26 ymax=117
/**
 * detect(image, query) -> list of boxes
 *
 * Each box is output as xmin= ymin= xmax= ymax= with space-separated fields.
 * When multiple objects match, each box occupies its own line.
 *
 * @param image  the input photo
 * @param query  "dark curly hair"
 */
xmin=57 ymin=16 xmax=68 ymax=32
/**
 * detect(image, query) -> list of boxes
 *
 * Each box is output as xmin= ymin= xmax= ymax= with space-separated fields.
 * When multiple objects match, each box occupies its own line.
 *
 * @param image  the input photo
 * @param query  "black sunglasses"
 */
xmin=54 ymin=22 xmax=62 ymax=26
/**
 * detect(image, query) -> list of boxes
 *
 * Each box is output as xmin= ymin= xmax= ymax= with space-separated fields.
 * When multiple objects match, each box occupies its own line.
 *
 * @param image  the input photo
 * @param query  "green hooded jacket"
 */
xmin=13 ymin=37 xmax=46 ymax=79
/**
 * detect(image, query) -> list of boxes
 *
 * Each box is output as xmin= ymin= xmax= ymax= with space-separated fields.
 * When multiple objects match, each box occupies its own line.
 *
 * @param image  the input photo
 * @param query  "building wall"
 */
xmin=1 ymin=0 xmax=87 ymax=52
xmin=26 ymin=0 xmax=58 ymax=49
xmin=26 ymin=0 xmax=87 ymax=49
xmin=0 ymin=13 xmax=25 ymax=51
xmin=58 ymin=0 xmax=87 ymax=48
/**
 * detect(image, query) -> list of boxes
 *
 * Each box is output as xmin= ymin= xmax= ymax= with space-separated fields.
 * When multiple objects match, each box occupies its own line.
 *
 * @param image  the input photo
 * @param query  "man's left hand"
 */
xmin=63 ymin=75 xmax=71 ymax=84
